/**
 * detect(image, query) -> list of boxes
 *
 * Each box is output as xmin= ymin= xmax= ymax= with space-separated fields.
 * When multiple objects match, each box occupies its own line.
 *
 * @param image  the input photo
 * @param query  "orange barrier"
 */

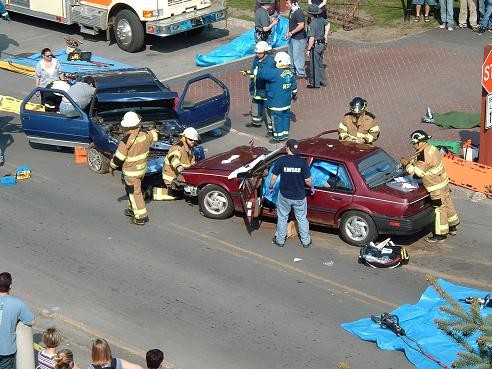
xmin=74 ymin=147 xmax=87 ymax=164
xmin=442 ymin=156 xmax=492 ymax=194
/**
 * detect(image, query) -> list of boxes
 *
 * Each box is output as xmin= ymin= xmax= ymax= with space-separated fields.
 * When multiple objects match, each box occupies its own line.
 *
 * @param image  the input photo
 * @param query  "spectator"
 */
xmin=476 ymin=0 xmax=492 ymax=33
xmin=37 ymin=328 xmax=62 ymax=369
xmin=412 ymin=0 xmax=436 ymax=22
xmin=0 ymin=272 xmax=35 ymax=369
xmin=308 ymin=0 xmax=327 ymax=18
xmin=269 ymin=139 xmax=313 ymax=248
xmin=88 ymin=338 xmax=143 ymax=369
xmin=54 ymin=349 xmax=75 ymax=369
xmin=59 ymin=76 xmax=96 ymax=117
xmin=438 ymin=0 xmax=455 ymax=30
xmin=35 ymin=48 xmax=66 ymax=109
xmin=255 ymin=0 xmax=278 ymax=44
xmin=285 ymin=0 xmax=307 ymax=79
xmin=145 ymin=350 xmax=163 ymax=369
xmin=458 ymin=0 xmax=478 ymax=30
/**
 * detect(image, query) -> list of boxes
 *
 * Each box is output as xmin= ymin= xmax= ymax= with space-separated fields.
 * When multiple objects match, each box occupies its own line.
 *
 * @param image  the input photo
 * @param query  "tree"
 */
xmin=427 ymin=276 xmax=492 ymax=369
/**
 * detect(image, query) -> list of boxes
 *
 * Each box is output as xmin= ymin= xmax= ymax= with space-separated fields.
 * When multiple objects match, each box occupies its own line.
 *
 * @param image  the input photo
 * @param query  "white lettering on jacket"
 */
xmin=283 ymin=167 xmax=301 ymax=173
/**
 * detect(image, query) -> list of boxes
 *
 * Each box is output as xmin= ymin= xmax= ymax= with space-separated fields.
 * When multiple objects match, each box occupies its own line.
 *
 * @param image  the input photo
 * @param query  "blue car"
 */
xmin=20 ymin=68 xmax=230 ymax=174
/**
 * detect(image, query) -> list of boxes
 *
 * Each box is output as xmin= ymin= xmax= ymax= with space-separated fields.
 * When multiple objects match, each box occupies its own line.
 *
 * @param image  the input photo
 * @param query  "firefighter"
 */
xmin=0 ymin=0 xmax=10 ymax=21
xmin=401 ymin=130 xmax=459 ymax=243
xmin=257 ymin=51 xmax=298 ymax=142
xmin=153 ymin=127 xmax=199 ymax=201
xmin=109 ymin=111 xmax=158 ymax=226
xmin=338 ymin=97 xmax=380 ymax=144
xmin=241 ymin=41 xmax=276 ymax=134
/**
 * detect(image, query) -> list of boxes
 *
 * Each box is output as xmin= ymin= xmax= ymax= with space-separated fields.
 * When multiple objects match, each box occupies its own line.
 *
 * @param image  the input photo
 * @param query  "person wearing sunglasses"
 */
xmin=35 ymin=48 xmax=63 ymax=107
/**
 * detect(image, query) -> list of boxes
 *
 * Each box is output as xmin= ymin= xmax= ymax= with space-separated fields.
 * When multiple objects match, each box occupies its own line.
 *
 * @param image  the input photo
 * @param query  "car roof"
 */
xmin=93 ymin=68 xmax=171 ymax=93
xmin=297 ymin=136 xmax=380 ymax=162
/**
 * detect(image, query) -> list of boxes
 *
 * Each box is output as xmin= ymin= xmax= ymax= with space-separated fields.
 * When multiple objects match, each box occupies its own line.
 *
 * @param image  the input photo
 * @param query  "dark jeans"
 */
xmin=0 ymin=353 xmax=16 ymax=369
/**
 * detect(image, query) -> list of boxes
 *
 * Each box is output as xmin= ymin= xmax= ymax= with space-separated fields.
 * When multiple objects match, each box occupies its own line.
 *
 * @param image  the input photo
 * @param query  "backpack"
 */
xmin=358 ymin=238 xmax=409 ymax=269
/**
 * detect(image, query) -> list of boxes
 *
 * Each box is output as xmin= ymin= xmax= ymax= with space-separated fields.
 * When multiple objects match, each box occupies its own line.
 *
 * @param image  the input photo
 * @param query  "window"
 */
xmin=357 ymin=150 xmax=403 ymax=188
xmin=310 ymin=159 xmax=353 ymax=192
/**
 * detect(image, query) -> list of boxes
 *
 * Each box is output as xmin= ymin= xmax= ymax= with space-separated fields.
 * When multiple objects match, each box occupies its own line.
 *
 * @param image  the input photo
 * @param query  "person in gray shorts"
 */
xmin=412 ymin=0 xmax=436 ymax=22
xmin=59 ymin=76 xmax=96 ymax=117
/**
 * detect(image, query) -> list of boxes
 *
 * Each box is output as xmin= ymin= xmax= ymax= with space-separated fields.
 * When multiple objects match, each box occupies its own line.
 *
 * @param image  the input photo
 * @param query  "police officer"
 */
xmin=153 ymin=127 xmax=199 ymax=201
xmin=269 ymin=139 xmax=313 ymax=247
xmin=242 ymin=41 xmax=276 ymax=134
xmin=0 ymin=0 xmax=10 ymax=21
xmin=109 ymin=112 xmax=158 ymax=225
xmin=255 ymin=0 xmax=278 ymax=44
xmin=338 ymin=97 xmax=380 ymax=144
xmin=305 ymin=4 xmax=330 ymax=89
xmin=401 ymin=130 xmax=459 ymax=243
xmin=257 ymin=52 xmax=298 ymax=142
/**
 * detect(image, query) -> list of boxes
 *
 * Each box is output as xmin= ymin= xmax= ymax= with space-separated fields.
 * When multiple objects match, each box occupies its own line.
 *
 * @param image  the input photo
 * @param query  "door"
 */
xmin=175 ymin=74 xmax=230 ymax=134
xmin=307 ymin=159 xmax=354 ymax=225
xmin=20 ymin=88 xmax=90 ymax=147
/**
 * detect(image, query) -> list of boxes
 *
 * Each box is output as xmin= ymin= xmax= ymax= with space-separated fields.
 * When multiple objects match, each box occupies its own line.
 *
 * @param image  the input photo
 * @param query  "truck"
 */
xmin=4 ymin=0 xmax=227 ymax=52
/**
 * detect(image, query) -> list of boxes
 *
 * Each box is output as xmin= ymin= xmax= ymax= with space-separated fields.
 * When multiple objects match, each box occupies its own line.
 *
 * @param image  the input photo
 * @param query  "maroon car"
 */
xmin=181 ymin=131 xmax=434 ymax=246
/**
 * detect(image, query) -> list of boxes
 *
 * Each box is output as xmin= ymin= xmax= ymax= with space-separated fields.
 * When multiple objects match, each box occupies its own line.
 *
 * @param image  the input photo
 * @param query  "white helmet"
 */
xmin=182 ymin=127 xmax=199 ymax=141
xmin=274 ymin=52 xmax=291 ymax=67
xmin=255 ymin=41 xmax=272 ymax=53
xmin=120 ymin=111 xmax=141 ymax=128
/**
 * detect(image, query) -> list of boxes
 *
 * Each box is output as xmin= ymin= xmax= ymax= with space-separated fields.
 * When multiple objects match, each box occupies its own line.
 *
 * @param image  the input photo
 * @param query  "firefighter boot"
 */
xmin=448 ymin=225 xmax=458 ymax=236
xmin=129 ymin=216 xmax=149 ymax=226
xmin=426 ymin=234 xmax=447 ymax=243
xmin=124 ymin=208 xmax=134 ymax=217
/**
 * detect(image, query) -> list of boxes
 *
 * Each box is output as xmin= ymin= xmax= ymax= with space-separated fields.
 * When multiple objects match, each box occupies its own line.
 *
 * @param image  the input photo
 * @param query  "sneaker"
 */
xmin=272 ymin=236 xmax=284 ymax=247
xmin=447 ymin=26 xmax=454 ymax=31
xmin=130 ymin=217 xmax=149 ymax=226
xmin=425 ymin=234 xmax=447 ymax=243
xmin=124 ymin=208 xmax=134 ymax=217
xmin=301 ymin=239 xmax=312 ymax=248
xmin=488 ymin=28 xmax=492 ymax=32
xmin=458 ymin=23 xmax=467 ymax=28
xmin=476 ymin=26 xmax=486 ymax=35
xmin=439 ymin=23 xmax=446 ymax=29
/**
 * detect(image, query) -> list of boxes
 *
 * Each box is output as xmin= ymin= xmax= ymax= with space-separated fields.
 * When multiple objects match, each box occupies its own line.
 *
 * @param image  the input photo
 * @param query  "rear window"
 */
xmin=357 ymin=150 xmax=403 ymax=188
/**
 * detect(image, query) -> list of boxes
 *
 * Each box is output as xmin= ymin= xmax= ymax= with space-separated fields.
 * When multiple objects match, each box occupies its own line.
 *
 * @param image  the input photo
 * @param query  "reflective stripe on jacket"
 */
xmin=338 ymin=112 xmax=380 ymax=143
xmin=406 ymin=142 xmax=449 ymax=193
xmin=110 ymin=128 xmax=158 ymax=178
xmin=258 ymin=66 xmax=297 ymax=110
xmin=249 ymin=54 xmax=275 ymax=100
xmin=162 ymin=139 xmax=196 ymax=184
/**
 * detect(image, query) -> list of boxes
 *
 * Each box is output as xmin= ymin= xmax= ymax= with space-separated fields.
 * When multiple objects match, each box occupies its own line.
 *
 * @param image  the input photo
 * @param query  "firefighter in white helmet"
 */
xmin=109 ymin=111 xmax=158 ymax=225
xmin=153 ymin=127 xmax=199 ymax=201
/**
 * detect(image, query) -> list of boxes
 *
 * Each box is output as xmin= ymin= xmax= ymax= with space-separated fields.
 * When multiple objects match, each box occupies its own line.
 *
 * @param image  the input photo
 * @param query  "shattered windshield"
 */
xmin=357 ymin=150 xmax=404 ymax=188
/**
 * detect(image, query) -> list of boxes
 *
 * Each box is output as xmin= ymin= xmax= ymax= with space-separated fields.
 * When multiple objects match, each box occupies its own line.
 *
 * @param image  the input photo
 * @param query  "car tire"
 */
xmin=340 ymin=210 xmax=378 ymax=246
xmin=198 ymin=184 xmax=234 ymax=219
xmin=87 ymin=146 xmax=110 ymax=174
xmin=113 ymin=9 xmax=145 ymax=53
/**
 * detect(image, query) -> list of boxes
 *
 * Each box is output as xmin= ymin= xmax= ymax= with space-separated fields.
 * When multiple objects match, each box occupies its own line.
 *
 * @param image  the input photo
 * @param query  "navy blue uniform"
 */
xmin=272 ymin=155 xmax=310 ymax=200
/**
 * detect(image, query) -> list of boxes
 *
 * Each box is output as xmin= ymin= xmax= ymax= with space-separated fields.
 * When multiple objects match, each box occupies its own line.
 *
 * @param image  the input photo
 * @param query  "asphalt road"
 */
xmin=1 ymin=16 xmax=492 ymax=369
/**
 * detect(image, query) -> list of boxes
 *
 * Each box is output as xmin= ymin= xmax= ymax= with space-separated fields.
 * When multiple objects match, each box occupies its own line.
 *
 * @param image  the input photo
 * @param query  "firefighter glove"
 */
xmin=240 ymin=70 xmax=249 ymax=77
xmin=292 ymin=92 xmax=298 ymax=101
xmin=400 ymin=157 xmax=409 ymax=167
xmin=2 ymin=12 xmax=11 ymax=21
xmin=109 ymin=166 xmax=115 ymax=176
xmin=171 ymin=177 xmax=184 ymax=190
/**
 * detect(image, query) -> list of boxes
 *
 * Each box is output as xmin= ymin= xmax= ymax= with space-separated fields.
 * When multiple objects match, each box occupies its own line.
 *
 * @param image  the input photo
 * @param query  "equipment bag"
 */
xmin=358 ymin=239 xmax=409 ymax=269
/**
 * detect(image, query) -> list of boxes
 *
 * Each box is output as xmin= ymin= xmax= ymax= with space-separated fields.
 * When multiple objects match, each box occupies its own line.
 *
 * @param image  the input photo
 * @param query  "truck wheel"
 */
xmin=340 ymin=211 xmax=377 ymax=246
xmin=198 ymin=184 xmax=234 ymax=219
xmin=87 ymin=146 xmax=110 ymax=174
xmin=114 ymin=9 xmax=145 ymax=53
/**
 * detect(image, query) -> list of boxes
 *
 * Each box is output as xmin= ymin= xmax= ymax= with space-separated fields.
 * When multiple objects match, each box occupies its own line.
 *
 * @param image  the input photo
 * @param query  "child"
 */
xmin=145 ymin=349 xmax=164 ymax=369
xmin=37 ymin=328 xmax=62 ymax=369
xmin=54 ymin=349 xmax=75 ymax=369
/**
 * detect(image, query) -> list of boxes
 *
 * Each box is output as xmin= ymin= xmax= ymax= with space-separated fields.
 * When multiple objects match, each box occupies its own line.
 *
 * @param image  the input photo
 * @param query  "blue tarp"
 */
xmin=195 ymin=17 xmax=290 ymax=67
xmin=341 ymin=279 xmax=491 ymax=369
xmin=5 ymin=48 xmax=133 ymax=74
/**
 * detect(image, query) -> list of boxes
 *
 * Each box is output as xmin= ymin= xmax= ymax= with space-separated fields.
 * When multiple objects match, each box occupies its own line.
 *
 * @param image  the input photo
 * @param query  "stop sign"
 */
xmin=482 ymin=50 xmax=492 ymax=93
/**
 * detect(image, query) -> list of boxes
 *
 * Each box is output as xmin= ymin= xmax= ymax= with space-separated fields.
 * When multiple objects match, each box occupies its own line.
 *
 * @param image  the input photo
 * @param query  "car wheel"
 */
xmin=87 ymin=146 xmax=110 ymax=174
xmin=340 ymin=211 xmax=377 ymax=246
xmin=198 ymin=184 xmax=234 ymax=219
xmin=113 ymin=9 xmax=145 ymax=53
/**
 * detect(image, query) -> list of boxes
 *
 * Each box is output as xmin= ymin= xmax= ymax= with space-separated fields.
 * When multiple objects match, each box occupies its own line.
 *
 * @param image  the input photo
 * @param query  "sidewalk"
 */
xmin=168 ymin=26 xmax=487 ymax=158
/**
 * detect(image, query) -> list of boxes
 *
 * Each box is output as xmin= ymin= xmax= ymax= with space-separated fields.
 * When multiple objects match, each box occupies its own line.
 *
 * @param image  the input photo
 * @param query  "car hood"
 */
xmin=187 ymin=146 xmax=271 ymax=174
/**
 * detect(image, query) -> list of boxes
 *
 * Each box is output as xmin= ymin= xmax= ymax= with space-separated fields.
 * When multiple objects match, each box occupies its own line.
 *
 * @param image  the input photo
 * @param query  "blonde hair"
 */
xmin=54 ymin=349 xmax=74 ymax=369
xmin=91 ymin=338 xmax=112 ymax=365
xmin=42 ymin=327 xmax=62 ymax=348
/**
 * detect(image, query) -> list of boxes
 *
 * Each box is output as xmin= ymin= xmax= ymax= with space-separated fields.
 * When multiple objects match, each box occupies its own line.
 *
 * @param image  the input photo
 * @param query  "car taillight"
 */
xmin=388 ymin=221 xmax=401 ymax=227
xmin=174 ymin=97 xmax=179 ymax=110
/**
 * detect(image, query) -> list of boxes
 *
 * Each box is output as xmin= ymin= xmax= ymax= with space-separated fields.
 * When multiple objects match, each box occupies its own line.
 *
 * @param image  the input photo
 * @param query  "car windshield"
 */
xmin=357 ymin=149 xmax=403 ymax=188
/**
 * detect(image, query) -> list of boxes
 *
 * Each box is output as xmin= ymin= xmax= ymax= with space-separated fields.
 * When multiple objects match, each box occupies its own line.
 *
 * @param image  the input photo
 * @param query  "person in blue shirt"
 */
xmin=0 ymin=1 xmax=10 ymax=21
xmin=269 ymin=139 xmax=313 ymax=247
xmin=242 ymin=41 xmax=276 ymax=135
xmin=0 ymin=272 xmax=35 ymax=369
xmin=258 ymin=51 xmax=298 ymax=142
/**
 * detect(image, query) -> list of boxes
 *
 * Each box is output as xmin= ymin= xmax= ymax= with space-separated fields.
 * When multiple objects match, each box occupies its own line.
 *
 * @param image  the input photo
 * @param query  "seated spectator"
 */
xmin=54 ymin=349 xmax=75 ymax=369
xmin=145 ymin=349 xmax=164 ymax=369
xmin=59 ymin=76 xmax=96 ymax=117
xmin=413 ymin=0 xmax=436 ymax=22
xmin=88 ymin=338 xmax=143 ymax=369
xmin=37 ymin=327 xmax=62 ymax=369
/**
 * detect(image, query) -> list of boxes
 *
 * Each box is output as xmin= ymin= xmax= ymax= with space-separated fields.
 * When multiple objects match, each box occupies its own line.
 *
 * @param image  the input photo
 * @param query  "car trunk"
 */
xmin=190 ymin=146 xmax=270 ymax=173
xmin=375 ymin=183 xmax=431 ymax=217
